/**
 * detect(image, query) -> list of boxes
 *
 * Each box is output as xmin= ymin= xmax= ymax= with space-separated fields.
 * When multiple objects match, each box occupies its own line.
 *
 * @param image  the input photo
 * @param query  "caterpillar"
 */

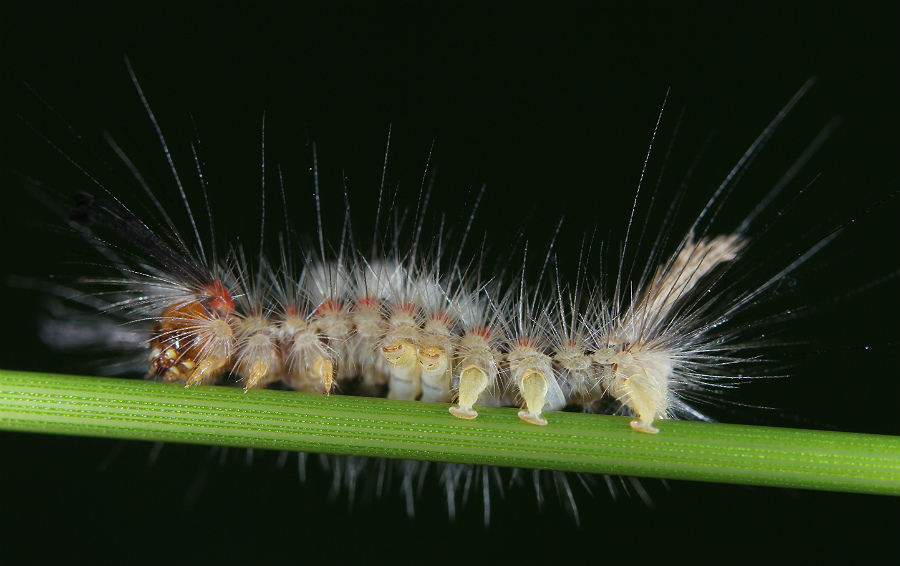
xmin=24 ymin=66 xmax=824 ymax=434
xmin=1 ymin=3 xmax=897 ymax=564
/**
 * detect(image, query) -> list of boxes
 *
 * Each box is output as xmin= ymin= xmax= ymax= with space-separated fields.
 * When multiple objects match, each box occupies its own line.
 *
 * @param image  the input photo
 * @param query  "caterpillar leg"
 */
xmin=243 ymin=358 xmax=271 ymax=391
xmin=625 ymin=371 xmax=665 ymax=434
xmin=517 ymin=370 xmax=549 ymax=426
xmin=185 ymin=354 xmax=229 ymax=387
xmin=382 ymin=340 xmax=422 ymax=400
xmin=449 ymin=365 xmax=489 ymax=419
xmin=312 ymin=358 xmax=335 ymax=395
xmin=417 ymin=345 xmax=452 ymax=402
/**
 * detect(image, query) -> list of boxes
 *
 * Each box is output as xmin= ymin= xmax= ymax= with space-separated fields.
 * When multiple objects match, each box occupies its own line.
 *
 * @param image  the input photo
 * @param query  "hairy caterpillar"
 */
xmin=39 ymin=64 xmax=786 ymax=438
xmin=2 ymin=2 xmax=897 ymax=564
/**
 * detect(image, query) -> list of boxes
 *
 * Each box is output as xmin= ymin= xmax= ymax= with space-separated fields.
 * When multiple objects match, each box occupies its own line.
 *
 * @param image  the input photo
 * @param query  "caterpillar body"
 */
xmin=41 ymin=64 xmax=810 ymax=440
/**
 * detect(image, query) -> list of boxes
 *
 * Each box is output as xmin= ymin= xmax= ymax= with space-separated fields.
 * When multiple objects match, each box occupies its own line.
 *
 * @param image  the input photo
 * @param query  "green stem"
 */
xmin=1 ymin=369 xmax=897 ymax=495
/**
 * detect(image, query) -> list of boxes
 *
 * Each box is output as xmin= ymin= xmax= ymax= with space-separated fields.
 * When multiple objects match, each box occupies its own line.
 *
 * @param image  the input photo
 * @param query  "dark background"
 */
xmin=1 ymin=2 xmax=898 ymax=564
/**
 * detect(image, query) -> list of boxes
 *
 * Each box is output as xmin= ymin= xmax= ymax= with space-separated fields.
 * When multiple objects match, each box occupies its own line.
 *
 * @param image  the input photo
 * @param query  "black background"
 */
xmin=1 ymin=2 xmax=898 ymax=564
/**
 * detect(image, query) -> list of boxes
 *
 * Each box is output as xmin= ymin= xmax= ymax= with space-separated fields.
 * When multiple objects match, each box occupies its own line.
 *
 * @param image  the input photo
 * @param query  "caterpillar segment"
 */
xmin=448 ymin=326 xmax=503 ymax=419
xmin=380 ymin=302 xmax=424 ymax=400
xmin=349 ymin=296 xmax=391 ymax=393
xmin=309 ymin=298 xmax=352 ymax=394
xmin=279 ymin=309 xmax=337 ymax=395
xmin=586 ymin=234 xmax=746 ymax=433
xmin=552 ymin=339 xmax=596 ymax=406
xmin=234 ymin=313 xmax=282 ymax=391
xmin=507 ymin=338 xmax=566 ymax=426
xmin=592 ymin=342 xmax=673 ymax=434
xmin=412 ymin=272 xmax=457 ymax=403
xmin=148 ymin=281 xmax=236 ymax=388
xmin=417 ymin=311 xmax=456 ymax=403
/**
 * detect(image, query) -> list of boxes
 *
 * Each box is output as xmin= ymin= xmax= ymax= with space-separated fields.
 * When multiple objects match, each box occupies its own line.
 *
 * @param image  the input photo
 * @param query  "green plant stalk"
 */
xmin=1 ymin=369 xmax=898 ymax=495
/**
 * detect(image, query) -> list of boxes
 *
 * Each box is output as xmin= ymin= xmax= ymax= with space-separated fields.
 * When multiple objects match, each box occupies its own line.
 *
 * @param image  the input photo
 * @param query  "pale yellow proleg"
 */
xmin=311 ymin=358 xmax=335 ymax=395
xmin=243 ymin=358 xmax=270 ymax=391
xmin=449 ymin=365 xmax=489 ymax=419
xmin=625 ymin=370 xmax=664 ymax=434
xmin=517 ymin=370 xmax=549 ymax=426
xmin=185 ymin=354 xmax=229 ymax=387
